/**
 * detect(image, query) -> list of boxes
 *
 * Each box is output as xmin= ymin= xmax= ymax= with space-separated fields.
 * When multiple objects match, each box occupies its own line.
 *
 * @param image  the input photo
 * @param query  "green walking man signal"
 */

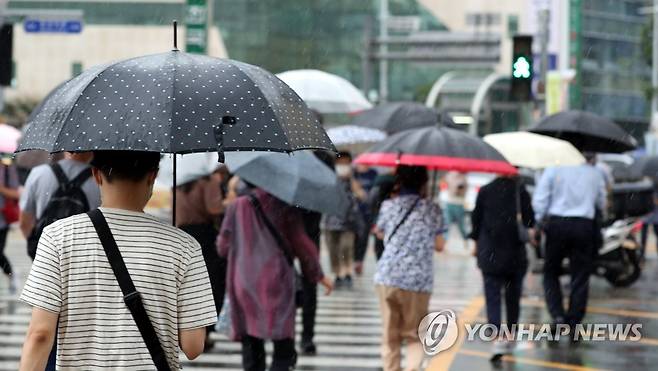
xmin=510 ymin=35 xmax=533 ymax=101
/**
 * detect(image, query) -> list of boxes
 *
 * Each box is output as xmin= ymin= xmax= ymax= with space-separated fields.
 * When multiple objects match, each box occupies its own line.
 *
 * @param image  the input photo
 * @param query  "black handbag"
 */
xmin=515 ymin=179 xmax=531 ymax=244
xmin=87 ymin=209 xmax=172 ymax=371
xmin=248 ymin=195 xmax=304 ymax=308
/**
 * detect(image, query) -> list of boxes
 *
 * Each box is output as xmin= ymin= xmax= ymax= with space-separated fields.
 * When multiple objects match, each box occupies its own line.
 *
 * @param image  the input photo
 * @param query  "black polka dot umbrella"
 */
xmin=17 ymin=32 xmax=334 ymax=159
xmin=17 ymin=22 xmax=335 ymax=224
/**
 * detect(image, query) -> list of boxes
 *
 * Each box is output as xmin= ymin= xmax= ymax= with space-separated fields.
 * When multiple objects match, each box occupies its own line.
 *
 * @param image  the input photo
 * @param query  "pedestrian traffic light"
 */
xmin=0 ymin=24 xmax=12 ymax=86
xmin=510 ymin=35 xmax=533 ymax=101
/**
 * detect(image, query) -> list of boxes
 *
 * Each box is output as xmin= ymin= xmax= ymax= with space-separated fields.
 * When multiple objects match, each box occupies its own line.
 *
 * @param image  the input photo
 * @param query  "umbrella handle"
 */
xmin=215 ymin=116 xmax=236 ymax=163
xmin=172 ymin=155 xmax=177 ymax=226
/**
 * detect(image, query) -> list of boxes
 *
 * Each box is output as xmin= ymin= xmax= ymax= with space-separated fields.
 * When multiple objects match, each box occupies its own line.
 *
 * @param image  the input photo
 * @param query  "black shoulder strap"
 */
xmin=70 ymin=167 xmax=92 ymax=188
xmin=87 ymin=209 xmax=172 ymax=371
xmin=50 ymin=163 xmax=69 ymax=190
xmin=248 ymin=194 xmax=294 ymax=266
xmin=387 ymin=197 xmax=421 ymax=243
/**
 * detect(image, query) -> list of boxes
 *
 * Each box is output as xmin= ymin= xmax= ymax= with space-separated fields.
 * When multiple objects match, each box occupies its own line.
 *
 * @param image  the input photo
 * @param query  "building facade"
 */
xmin=4 ymin=0 xmax=226 ymax=99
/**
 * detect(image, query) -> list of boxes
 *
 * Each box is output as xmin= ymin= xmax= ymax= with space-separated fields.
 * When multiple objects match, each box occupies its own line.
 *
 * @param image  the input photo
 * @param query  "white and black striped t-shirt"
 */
xmin=20 ymin=208 xmax=217 ymax=370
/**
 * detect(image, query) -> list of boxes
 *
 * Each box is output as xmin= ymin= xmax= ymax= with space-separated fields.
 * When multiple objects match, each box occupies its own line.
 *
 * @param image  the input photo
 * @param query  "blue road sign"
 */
xmin=24 ymin=19 xmax=83 ymax=34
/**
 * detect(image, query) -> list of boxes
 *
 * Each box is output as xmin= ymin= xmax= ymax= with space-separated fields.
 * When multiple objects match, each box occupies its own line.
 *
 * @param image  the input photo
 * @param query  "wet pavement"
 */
xmin=1 ymin=225 xmax=658 ymax=370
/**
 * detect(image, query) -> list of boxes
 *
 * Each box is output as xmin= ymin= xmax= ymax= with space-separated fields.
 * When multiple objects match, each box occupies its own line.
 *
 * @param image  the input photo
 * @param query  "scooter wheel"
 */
xmin=604 ymin=239 xmax=641 ymax=287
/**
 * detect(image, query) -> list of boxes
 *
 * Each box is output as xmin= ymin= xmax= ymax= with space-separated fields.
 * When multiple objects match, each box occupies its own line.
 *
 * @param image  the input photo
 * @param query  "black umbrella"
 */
xmin=18 ymin=54 xmax=333 ymax=156
xmin=630 ymin=156 xmax=658 ymax=181
xmin=529 ymin=110 xmax=637 ymax=153
xmin=18 ymin=22 xmax=335 ymax=222
xmin=350 ymin=102 xmax=439 ymax=134
xmin=354 ymin=126 xmax=516 ymax=174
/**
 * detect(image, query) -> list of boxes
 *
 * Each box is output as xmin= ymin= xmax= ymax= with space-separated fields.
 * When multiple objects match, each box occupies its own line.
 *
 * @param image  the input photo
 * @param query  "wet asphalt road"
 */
xmin=2 ymin=225 xmax=658 ymax=370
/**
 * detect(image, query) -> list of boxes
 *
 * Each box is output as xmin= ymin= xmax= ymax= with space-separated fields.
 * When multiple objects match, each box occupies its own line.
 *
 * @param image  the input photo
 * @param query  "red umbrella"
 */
xmin=354 ymin=126 xmax=517 ymax=175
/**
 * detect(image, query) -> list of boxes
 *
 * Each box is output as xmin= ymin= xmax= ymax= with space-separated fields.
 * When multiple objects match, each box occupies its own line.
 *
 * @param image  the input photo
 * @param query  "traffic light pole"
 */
xmin=378 ymin=0 xmax=389 ymax=103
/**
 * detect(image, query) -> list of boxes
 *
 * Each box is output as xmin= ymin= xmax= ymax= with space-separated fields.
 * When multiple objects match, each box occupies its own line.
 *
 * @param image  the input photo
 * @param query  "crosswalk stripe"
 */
xmin=0 ymin=231 xmax=484 ymax=371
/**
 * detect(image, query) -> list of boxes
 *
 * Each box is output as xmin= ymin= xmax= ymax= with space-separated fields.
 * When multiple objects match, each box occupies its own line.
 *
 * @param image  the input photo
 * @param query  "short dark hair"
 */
xmin=337 ymin=151 xmax=352 ymax=161
xmin=395 ymin=165 xmax=428 ymax=192
xmin=91 ymin=151 xmax=160 ymax=182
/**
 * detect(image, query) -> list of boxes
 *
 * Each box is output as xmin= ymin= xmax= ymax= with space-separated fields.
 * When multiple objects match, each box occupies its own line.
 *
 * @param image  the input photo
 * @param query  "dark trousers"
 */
xmin=483 ymin=271 xmax=524 ymax=331
xmin=543 ymin=217 xmax=595 ymax=326
xmin=179 ymin=224 xmax=226 ymax=330
xmin=301 ymin=235 xmax=320 ymax=344
xmin=641 ymin=223 xmax=658 ymax=257
xmin=241 ymin=335 xmax=296 ymax=371
xmin=0 ymin=227 xmax=12 ymax=276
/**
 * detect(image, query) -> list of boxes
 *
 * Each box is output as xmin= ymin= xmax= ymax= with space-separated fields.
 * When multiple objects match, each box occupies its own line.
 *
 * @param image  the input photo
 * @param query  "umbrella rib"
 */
xmin=229 ymin=63 xmax=293 ymax=151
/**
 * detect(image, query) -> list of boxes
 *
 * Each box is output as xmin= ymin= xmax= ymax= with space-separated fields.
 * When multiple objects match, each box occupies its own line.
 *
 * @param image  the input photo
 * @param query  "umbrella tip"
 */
xmin=172 ymin=20 xmax=179 ymax=51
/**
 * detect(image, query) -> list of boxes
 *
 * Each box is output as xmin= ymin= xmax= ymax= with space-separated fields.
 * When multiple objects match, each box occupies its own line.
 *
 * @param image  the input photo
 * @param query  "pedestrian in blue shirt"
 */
xmin=532 ymin=153 xmax=607 ymax=332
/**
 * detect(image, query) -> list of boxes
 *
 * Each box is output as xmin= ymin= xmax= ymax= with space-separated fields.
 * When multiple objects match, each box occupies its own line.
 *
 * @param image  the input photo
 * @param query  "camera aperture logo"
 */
xmin=418 ymin=310 xmax=459 ymax=355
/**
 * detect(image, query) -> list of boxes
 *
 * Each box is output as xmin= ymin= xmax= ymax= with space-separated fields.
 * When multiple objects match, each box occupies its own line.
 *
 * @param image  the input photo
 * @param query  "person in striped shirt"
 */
xmin=19 ymin=150 xmax=217 ymax=370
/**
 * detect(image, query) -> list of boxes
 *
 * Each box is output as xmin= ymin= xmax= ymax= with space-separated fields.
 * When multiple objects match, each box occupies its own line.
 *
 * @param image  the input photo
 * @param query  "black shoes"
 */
xmin=334 ymin=276 xmax=353 ymax=290
xmin=344 ymin=275 xmax=353 ymax=289
xmin=301 ymin=340 xmax=317 ymax=356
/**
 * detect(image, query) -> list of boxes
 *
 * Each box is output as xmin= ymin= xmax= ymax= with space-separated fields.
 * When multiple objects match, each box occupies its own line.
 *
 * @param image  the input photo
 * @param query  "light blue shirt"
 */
xmin=532 ymin=164 xmax=607 ymax=221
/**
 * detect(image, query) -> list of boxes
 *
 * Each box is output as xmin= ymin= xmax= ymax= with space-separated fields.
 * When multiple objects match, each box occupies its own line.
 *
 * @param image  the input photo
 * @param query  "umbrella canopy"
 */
xmin=156 ymin=152 xmax=219 ymax=187
xmin=354 ymin=126 xmax=516 ymax=174
xmin=529 ymin=110 xmax=637 ymax=153
xmin=0 ymin=123 xmax=21 ymax=154
xmin=351 ymin=102 xmax=438 ymax=134
xmin=483 ymin=132 xmax=585 ymax=169
xmin=276 ymin=69 xmax=372 ymax=114
xmin=326 ymin=125 xmax=386 ymax=146
xmin=18 ymin=51 xmax=335 ymax=156
xmin=630 ymin=156 xmax=658 ymax=181
xmin=224 ymin=151 xmax=349 ymax=216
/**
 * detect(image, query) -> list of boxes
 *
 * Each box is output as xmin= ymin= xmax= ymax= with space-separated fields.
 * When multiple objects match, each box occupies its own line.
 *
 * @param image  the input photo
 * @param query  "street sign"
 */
xmin=23 ymin=19 xmax=82 ymax=33
xmin=185 ymin=0 xmax=207 ymax=54
xmin=386 ymin=16 xmax=420 ymax=33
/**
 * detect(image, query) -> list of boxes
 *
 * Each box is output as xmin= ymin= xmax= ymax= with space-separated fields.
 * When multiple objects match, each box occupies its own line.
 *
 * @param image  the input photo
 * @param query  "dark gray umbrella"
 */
xmin=354 ymin=126 xmax=517 ymax=174
xmin=18 ymin=52 xmax=334 ymax=157
xmin=350 ymin=102 xmax=439 ymax=134
xmin=224 ymin=151 xmax=349 ymax=216
xmin=630 ymin=156 xmax=658 ymax=181
xmin=529 ymin=110 xmax=637 ymax=153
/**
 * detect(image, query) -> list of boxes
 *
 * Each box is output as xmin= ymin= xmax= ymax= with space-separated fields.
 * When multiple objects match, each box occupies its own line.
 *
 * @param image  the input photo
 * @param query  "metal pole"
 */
xmin=206 ymin=0 xmax=213 ymax=56
xmin=650 ymin=0 xmax=658 ymax=133
xmin=173 ymin=20 xmax=178 ymax=50
xmin=362 ymin=16 xmax=373 ymax=95
xmin=539 ymin=8 xmax=550 ymax=95
xmin=378 ymin=0 xmax=389 ymax=103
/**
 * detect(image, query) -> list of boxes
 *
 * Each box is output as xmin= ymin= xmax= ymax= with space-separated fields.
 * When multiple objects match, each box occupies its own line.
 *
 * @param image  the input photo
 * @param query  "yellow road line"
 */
xmin=426 ymin=296 xmax=485 ymax=371
xmin=521 ymin=298 xmax=658 ymax=320
xmin=458 ymin=349 xmax=611 ymax=371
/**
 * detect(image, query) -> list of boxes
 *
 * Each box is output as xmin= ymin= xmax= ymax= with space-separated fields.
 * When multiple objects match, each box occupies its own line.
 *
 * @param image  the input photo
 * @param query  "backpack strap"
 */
xmin=247 ymin=194 xmax=294 ymax=266
xmin=49 ymin=163 xmax=69 ymax=191
xmin=87 ymin=209 xmax=172 ymax=371
xmin=70 ymin=167 xmax=92 ymax=188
